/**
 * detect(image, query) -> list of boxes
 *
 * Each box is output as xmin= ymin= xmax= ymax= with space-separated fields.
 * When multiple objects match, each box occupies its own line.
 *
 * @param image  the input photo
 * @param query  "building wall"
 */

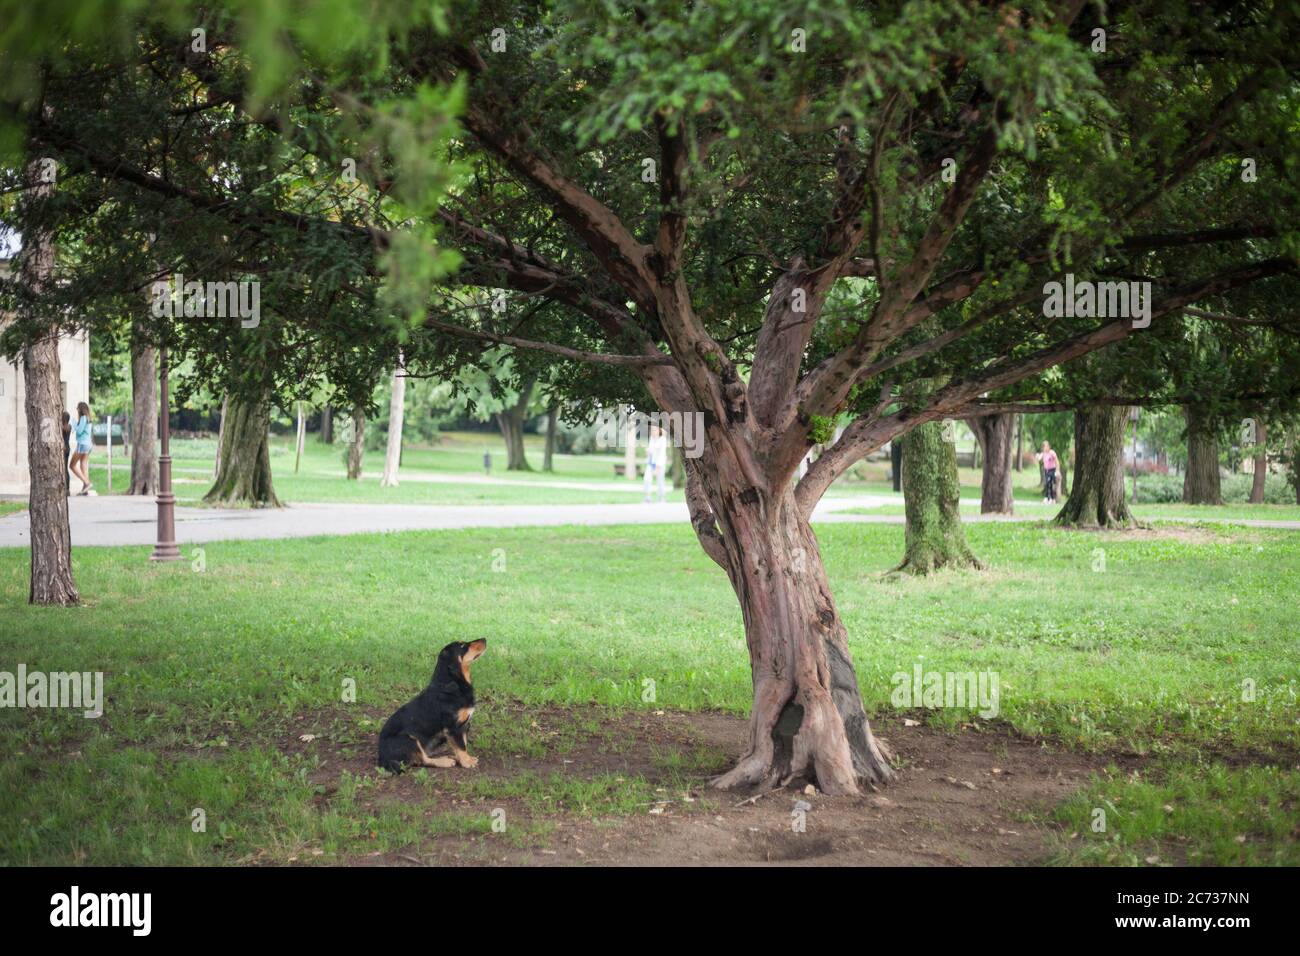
xmin=0 ymin=324 xmax=91 ymax=497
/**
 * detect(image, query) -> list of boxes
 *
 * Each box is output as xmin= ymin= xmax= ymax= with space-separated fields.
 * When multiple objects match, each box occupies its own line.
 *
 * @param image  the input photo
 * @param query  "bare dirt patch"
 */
xmin=282 ymin=702 xmax=1132 ymax=866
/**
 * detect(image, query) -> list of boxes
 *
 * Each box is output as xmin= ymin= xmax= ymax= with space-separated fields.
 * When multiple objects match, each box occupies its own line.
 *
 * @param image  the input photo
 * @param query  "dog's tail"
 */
xmin=376 ymin=728 xmax=407 ymax=774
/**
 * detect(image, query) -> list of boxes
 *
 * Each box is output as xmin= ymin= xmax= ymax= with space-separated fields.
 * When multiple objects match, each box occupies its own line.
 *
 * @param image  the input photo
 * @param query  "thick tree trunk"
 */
xmin=970 ymin=413 xmax=1015 ymax=514
xmin=1183 ymin=405 xmax=1222 ymax=505
xmin=346 ymin=406 xmax=366 ymax=480
xmin=1249 ymin=416 xmax=1267 ymax=504
xmin=542 ymin=403 xmax=557 ymax=472
xmin=694 ymin=465 xmax=893 ymax=795
xmin=494 ymin=378 xmax=534 ymax=471
xmin=127 ymin=324 xmax=158 ymax=495
xmin=1055 ymin=406 xmax=1134 ymax=527
xmin=24 ymin=332 xmax=80 ymax=606
xmin=380 ymin=364 xmax=406 ymax=487
xmin=20 ymin=156 xmax=79 ymax=606
xmin=897 ymin=420 xmax=982 ymax=573
xmin=204 ymin=393 xmax=280 ymax=507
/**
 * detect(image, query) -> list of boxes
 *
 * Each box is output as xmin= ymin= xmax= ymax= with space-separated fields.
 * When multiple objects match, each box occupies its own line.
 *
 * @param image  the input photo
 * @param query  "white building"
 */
xmin=0 ymin=260 xmax=91 ymax=495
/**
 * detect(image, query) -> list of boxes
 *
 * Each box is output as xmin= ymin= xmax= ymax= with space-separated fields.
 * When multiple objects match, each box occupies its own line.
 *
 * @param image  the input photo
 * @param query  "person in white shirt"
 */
xmin=643 ymin=424 xmax=669 ymax=502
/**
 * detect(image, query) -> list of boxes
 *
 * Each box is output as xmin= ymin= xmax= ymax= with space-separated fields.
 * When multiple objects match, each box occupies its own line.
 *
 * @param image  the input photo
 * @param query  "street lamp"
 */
xmin=150 ymin=344 xmax=182 ymax=561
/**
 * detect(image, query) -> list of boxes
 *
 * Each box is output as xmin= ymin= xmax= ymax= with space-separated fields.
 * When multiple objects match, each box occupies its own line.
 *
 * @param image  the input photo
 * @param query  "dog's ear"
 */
xmin=463 ymin=639 xmax=487 ymax=664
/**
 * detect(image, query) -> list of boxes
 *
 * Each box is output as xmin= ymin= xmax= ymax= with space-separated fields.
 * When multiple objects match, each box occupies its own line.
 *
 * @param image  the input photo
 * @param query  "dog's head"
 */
xmin=438 ymin=639 xmax=487 ymax=683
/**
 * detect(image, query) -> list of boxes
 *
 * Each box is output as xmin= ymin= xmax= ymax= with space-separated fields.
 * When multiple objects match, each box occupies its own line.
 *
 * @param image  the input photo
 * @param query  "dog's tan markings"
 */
xmin=456 ymin=706 xmax=474 ymax=725
xmin=412 ymin=736 xmax=455 ymax=769
xmin=449 ymin=739 xmax=478 ymax=769
xmin=459 ymin=639 xmax=487 ymax=683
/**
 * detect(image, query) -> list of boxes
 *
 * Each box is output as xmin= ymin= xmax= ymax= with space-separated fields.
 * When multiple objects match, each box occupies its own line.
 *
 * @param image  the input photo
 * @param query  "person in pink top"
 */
xmin=1035 ymin=441 xmax=1060 ymax=503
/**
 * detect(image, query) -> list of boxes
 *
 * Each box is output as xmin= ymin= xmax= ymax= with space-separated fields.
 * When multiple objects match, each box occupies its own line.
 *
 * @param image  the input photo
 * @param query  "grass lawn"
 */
xmin=1 ymin=519 xmax=1296 ymax=865
xmin=841 ymin=500 xmax=1300 ymax=522
xmin=80 ymin=430 xmax=683 ymax=506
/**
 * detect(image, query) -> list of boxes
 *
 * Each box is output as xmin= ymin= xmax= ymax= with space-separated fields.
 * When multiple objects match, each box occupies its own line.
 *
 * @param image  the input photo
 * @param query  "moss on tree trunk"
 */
xmin=897 ymin=416 xmax=982 ymax=574
xmin=1055 ymin=406 xmax=1135 ymax=528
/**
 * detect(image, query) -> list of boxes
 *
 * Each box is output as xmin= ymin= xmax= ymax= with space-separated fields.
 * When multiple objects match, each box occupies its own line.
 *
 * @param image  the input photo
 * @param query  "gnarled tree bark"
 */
xmin=1055 ymin=406 xmax=1135 ymax=527
xmin=685 ymin=457 xmax=894 ymax=795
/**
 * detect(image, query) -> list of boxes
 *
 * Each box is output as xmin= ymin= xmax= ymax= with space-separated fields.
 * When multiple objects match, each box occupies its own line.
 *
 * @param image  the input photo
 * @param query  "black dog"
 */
xmin=377 ymin=639 xmax=486 ymax=773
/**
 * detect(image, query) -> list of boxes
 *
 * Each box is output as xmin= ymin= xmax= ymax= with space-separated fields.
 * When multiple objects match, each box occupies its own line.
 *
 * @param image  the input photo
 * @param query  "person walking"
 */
xmin=61 ymin=411 xmax=72 ymax=495
xmin=1035 ymin=440 xmax=1060 ymax=504
xmin=69 ymin=401 xmax=94 ymax=495
xmin=643 ymin=423 xmax=669 ymax=503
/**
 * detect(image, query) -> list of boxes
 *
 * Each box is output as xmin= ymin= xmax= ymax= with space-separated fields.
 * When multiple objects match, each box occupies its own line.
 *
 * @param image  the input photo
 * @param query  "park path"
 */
xmin=1 ymin=494 xmax=1297 ymax=548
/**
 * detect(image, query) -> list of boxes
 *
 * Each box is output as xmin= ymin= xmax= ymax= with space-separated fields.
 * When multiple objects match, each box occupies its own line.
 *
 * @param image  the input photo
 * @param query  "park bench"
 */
xmin=612 ymin=463 xmax=645 ymax=478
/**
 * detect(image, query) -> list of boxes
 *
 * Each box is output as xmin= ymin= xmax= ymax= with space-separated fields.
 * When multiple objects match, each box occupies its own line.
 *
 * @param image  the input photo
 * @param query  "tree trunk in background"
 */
xmin=970 ymin=413 xmax=1015 ymax=514
xmin=670 ymin=442 xmax=685 ymax=489
xmin=127 ymin=323 xmax=158 ymax=495
xmin=1249 ymin=415 xmax=1268 ymax=504
xmin=346 ymin=406 xmax=366 ymax=480
xmin=897 ymin=419 xmax=982 ymax=573
xmin=890 ymin=439 xmax=902 ymax=492
xmin=204 ymin=393 xmax=279 ymax=507
xmin=213 ymin=393 xmax=227 ymax=479
xmin=542 ymin=403 xmax=557 ymax=472
xmin=1183 ymin=405 xmax=1222 ymax=504
xmin=1289 ymin=432 xmax=1300 ymax=505
xmin=319 ymin=404 xmax=333 ymax=443
xmin=1055 ymin=406 xmax=1134 ymax=527
xmin=380 ymin=363 xmax=406 ymax=487
xmin=20 ymin=156 xmax=79 ymax=606
xmin=494 ymin=378 xmax=535 ymax=471
xmin=1015 ymin=415 xmax=1023 ymax=471
xmin=294 ymin=402 xmax=305 ymax=474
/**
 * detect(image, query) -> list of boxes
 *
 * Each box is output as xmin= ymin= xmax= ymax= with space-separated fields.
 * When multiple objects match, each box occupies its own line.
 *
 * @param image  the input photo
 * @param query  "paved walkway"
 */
xmin=0 ymin=494 xmax=1296 ymax=548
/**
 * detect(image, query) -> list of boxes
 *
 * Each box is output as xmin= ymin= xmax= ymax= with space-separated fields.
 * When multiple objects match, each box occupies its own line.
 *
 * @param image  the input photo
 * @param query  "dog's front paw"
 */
xmin=458 ymin=754 xmax=479 ymax=769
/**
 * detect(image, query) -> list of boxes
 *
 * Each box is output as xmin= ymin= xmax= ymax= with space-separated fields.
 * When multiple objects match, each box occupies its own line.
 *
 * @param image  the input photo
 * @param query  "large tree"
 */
xmin=6 ymin=0 xmax=1299 ymax=791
